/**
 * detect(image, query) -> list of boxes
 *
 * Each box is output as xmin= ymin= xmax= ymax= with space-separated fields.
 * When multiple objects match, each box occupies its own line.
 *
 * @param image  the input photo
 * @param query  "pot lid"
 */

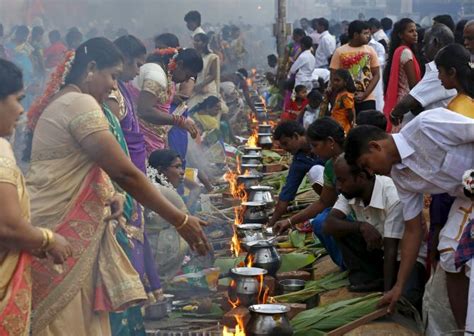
xmin=243 ymin=146 xmax=262 ymax=150
xmin=249 ymin=185 xmax=274 ymax=191
xmin=237 ymin=174 xmax=262 ymax=179
xmin=249 ymin=304 xmax=290 ymax=314
xmin=241 ymin=201 xmax=266 ymax=207
xmin=236 ymin=224 xmax=263 ymax=230
xmin=231 ymin=267 xmax=268 ymax=277
xmin=257 ymin=133 xmax=273 ymax=136
xmin=241 ymin=164 xmax=263 ymax=168
xmin=242 ymin=155 xmax=262 ymax=159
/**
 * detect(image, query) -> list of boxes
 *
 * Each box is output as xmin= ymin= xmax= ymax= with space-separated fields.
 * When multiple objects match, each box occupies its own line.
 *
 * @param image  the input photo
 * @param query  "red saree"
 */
xmin=383 ymin=46 xmax=421 ymax=132
xmin=0 ymin=252 xmax=32 ymax=336
xmin=31 ymin=166 xmax=146 ymax=334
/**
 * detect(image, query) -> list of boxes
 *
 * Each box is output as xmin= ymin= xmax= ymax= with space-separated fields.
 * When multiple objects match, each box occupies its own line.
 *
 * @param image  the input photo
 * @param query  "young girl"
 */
xmin=328 ymin=69 xmax=356 ymax=133
xmin=281 ymin=84 xmax=308 ymax=121
xmin=383 ymin=18 xmax=421 ymax=131
xmin=435 ymin=43 xmax=474 ymax=118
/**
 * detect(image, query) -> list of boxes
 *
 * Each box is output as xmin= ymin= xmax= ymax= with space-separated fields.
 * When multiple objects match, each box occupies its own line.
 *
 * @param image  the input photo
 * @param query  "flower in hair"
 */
xmin=27 ymin=50 xmax=76 ymax=131
xmin=462 ymin=169 xmax=474 ymax=195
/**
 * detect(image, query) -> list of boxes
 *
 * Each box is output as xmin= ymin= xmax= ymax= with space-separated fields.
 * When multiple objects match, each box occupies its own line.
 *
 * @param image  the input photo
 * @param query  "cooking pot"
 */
xmin=228 ymin=267 xmax=268 ymax=307
xmin=241 ymin=155 xmax=263 ymax=165
xmin=246 ymin=241 xmax=282 ymax=277
xmin=248 ymin=186 xmax=274 ymax=210
xmin=257 ymin=133 xmax=273 ymax=149
xmin=237 ymin=174 xmax=263 ymax=189
xmin=242 ymin=201 xmax=268 ymax=224
xmin=247 ymin=304 xmax=293 ymax=336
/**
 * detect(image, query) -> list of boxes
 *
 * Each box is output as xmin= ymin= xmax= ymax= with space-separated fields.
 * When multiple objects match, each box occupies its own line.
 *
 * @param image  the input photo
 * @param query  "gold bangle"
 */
xmin=40 ymin=228 xmax=49 ymax=249
xmin=175 ymin=214 xmax=189 ymax=231
xmin=40 ymin=229 xmax=55 ymax=251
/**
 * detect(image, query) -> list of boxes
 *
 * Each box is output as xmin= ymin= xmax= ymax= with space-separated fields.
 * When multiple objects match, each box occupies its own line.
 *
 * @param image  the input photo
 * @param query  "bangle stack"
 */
xmin=172 ymin=115 xmax=186 ymax=128
xmin=40 ymin=228 xmax=55 ymax=251
xmin=175 ymin=214 xmax=189 ymax=231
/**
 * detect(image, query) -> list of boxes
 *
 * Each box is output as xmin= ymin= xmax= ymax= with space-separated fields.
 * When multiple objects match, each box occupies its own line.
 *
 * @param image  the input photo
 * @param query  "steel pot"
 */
xmin=240 ymin=164 xmax=264 ymax=175
xmin=258 ymin=124 xmax=272 ymax=134
xmin=279 ymin=279 xmax=305 ymax=294
xmin=236 ymin=224 xmax=266 ymax=244
xmin=242 ymin=201 xmax=268 ymax=224
xmin=258 ymin=133 xmax=273 ymax=149
xmin=242 ymin=146 xmax=262 ymax=156
xmin=246 ymin=241 xmax=282 ymax=277
xmin=241 ymin=155 xmax=263 ymax=165
xmin=237 ymin=174 xmax=263 ymax=189
xmin=228 ymin=267 xmax=268 ymax=307
xmin=248 ymin=186 xmax=275 ymax=210
xmin=247 ymin=304 xmax=293 ymax=336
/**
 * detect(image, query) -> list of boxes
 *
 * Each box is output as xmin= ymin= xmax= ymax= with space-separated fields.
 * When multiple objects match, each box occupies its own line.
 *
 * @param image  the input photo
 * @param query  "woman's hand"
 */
xmin=105 ymin=194 xmax=125 ymax=221
xmin=390 ymin=111 xmax=404 ymax=127
xmin=176 ymin=216 xmax=211 ymax=256
xmin=47 ymin=233 xmax=73 ymax=264
xmin=184 ymin=118 xmax=199 ymax=139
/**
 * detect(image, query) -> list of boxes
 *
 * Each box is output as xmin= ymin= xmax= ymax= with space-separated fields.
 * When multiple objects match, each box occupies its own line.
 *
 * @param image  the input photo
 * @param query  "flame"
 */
xmin=249 ymin=113 xmax=258 ymax=124
xmin=268 ymin=120 xmax=277 ymax=127
xmin=261 ymin=287 xmax=270 ymax=304
xmin=256 ymin=274 xmax=270 ymax=304
xmin=230 ymin=225 xmax=241 ymax=257
xmin=246 ymin=254 xmax=254 ymax=268
xmin=246 ymin=78 xmax=253 ymax=88
xmin=252 ymin=68 xmax=257 ymax=76
xmin=228 ymin=279 xmax=241 ymax=309
xmin=223 ymin=316 xmax=246 ymax=336
xmin=247 ymin=128 xmax=259 ymax=147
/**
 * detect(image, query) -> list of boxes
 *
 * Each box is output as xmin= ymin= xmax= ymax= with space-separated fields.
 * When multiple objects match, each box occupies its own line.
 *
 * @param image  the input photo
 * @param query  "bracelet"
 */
xmin=287 ymin=218 xmax=293 ymax=228
xmin=40 ymin=228 xmax=55 ymax=251
xmin=175 ymin=214 xmax=189 ymax=231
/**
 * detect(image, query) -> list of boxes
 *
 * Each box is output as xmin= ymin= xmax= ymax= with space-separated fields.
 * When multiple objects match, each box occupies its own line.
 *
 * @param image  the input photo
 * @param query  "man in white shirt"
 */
xmin=325 ymin=155 xmax=426 ymax=308
xmin=368 ymin=18 xmax=389 ymax=50
xmin=344 ymin=109 xmax=474 ymax=315
xmin=184 ymin=10 xmax=205 ymax=38
xmin=314 ymin=18 xmax=336 ymax=69
xmin=289 ymin=36 xmax=315 ymax=91
xmin=391 ymin=24 xmax=456 ymax=127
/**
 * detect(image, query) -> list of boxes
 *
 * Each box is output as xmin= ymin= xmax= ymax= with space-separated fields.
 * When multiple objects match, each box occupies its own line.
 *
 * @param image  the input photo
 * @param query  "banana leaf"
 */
xmin=289 ymin=230 xmax=306 ymax=248
xmin=291 ymin=293 xmax=382 ymax=335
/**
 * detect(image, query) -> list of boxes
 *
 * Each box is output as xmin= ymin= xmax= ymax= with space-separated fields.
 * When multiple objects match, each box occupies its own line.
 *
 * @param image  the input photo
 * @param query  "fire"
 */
xmin=228 ymin=279 xmax=240 ymax=309
xmin=247 ymin=129 xmax=259 ymax=147
xmin=256 ymin=274 xmax=269 ymax=304
xmin=268 ymin=120 xmax=277 ymax=127
xmin=249 ymin=113 xmax=258 ymax=124
xmin=236 ymin=155 xmax=242 ymax=175
xmin=223 ymin=316 xmax=246 ymax=336
xmin=230 ymin=225 xmax=241 ymax=257
xmin=246 ymin=254 xmax=254 ymax=268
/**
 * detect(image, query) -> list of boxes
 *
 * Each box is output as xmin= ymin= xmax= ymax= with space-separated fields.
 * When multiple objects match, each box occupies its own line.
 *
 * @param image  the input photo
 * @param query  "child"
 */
xmin=328 ymin=69 xmax=356 ymax=134
xmin=298 ymin=89 xmax=323 ymax=128
xmin=281 ymin=84 xmax=308 ymax=121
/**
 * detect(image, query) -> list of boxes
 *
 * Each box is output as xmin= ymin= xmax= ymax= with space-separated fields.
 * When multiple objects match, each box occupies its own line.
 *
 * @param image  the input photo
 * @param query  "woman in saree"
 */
xmin=0 ymin=59 xmax=71 ymax=336
xmin=133 ymin=48 xmax=203 ymax=156
xmin=25 ymin=37 xmax=211 ymax=336
xmin=383 ymin=18 xmax=421 ymax=131
xmin=187 ymin=33 xmax=220 ymax=110
xmin=145 ymin=149 xmax=191 ymax=281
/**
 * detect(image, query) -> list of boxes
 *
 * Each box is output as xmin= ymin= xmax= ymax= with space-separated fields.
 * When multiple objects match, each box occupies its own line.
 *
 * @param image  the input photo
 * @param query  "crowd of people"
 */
xmin=268 ymin=14 xmax=474 ymax=336
xmin=0 ymin=6 xmax=474 ymax=336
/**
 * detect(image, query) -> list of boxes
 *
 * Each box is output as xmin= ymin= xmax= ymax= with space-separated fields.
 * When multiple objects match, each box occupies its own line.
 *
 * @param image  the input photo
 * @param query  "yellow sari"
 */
xmin=27 ymin=92 xmax=146 ymax=336
xmin=0 ymin=138 xmax=32 ymax=336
